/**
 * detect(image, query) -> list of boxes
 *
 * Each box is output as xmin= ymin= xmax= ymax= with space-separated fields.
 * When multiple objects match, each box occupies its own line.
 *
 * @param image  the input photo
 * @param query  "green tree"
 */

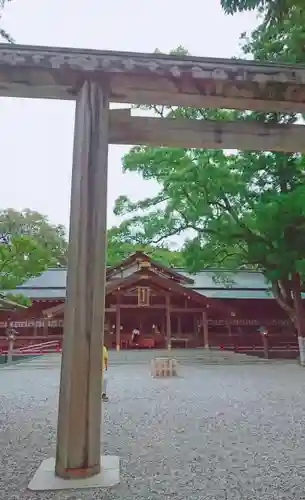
xmin=0 ymin=0 xmax=14 ymax=42
xmin=221 ymin=0 xmax=305 ymax=63
xmin=0 ymin=209 xmax=69 ymax=305
xmin=0 ymin=233 xmax=59 ymax=305
xmin=0 ymin=209 xmax=68 ymax=266
xmin=221 ymin=0 xmax=304 ymax=25
xmin=113 ymin=38 xmax=305 ymax=352
xmin=107 ymin=226 xmax=184 ymax=267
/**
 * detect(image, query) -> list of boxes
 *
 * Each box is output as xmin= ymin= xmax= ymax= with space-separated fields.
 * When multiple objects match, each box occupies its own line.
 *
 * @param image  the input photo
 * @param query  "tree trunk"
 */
xmin=273 ymin=273 xmax=305 ymax=366
xmin=292 ymin=272 xmax=305 ymax=366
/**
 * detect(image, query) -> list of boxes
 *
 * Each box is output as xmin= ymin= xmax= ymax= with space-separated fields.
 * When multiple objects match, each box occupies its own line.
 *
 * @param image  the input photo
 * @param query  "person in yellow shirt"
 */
xmin=102 ymin=344 xmax=108 ymax=402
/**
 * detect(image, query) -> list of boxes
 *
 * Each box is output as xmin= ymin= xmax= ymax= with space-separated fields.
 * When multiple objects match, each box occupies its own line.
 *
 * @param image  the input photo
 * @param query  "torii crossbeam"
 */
xmin=2 ymin=44 xmax=305 ymax=491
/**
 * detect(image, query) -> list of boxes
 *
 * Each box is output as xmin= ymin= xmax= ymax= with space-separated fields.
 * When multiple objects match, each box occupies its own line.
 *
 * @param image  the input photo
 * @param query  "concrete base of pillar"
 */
xmin=116 ymin=344 xmax=120 ymax=351
xmin=28 ymin=456 xmax=120 ymax=491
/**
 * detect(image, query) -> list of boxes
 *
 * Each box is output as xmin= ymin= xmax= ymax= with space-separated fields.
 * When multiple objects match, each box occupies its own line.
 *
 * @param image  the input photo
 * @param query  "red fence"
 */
xmin=0 ymin=339 xmax=61 ymax=355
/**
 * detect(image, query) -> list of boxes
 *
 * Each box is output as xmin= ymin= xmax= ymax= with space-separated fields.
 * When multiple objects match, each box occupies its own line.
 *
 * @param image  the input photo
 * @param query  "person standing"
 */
xmin=131 ymin=327 xmax=140 ymax=346
xmin=101 ymin=344 xmax=108 ymax=402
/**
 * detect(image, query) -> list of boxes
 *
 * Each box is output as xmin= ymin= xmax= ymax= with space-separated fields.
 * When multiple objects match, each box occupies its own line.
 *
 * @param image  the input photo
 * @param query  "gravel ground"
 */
xmin=1 ymin=361 xmax=305 ymax=500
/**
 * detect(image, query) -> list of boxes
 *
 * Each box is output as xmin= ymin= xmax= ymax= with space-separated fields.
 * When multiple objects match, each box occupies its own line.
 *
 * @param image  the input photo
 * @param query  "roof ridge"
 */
xmin=175 ymin=268 xmax=264 ymax=274
xmin=45 ymin=266 xmax=264 ymax=274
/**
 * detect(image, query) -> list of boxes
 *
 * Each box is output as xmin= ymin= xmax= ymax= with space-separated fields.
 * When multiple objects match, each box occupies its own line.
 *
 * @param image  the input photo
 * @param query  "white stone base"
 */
xmin=28 ymin=456 xmax=120 ymax=491
xmin=298 ymin=337 xmax=305 ymax=366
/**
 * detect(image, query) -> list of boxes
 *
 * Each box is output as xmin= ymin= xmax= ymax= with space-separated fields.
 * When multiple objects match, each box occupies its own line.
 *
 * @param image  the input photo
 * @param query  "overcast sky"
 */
xmin=0 ymin=0 xmax=257 ymax=232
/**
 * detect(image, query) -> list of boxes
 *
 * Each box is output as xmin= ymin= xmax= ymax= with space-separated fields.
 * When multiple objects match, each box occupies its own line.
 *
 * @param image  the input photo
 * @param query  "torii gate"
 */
xmin=1 ymin=44 xmax=305 ymax=490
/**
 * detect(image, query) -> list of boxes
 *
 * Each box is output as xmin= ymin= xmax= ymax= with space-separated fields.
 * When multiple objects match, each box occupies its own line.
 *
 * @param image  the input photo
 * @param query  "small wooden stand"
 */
xmin=151 ymin=357 xmax=178 ymax=377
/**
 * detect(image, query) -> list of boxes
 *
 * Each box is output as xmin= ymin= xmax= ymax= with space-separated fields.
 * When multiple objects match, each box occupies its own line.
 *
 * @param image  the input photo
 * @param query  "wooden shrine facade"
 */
xmin=0 ymin=251 xmax=298 ymax=355
xmin=40 ymin=252 xmax=233 ymax=350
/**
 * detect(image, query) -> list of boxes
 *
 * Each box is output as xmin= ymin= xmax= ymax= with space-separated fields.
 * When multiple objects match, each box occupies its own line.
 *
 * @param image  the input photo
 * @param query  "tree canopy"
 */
xmin=107 ymin=226 xmax=184 ymax=267
xmin=221 ymin=0 xmax=304 ymax=24
xmin=113 ymin=25 xmax=305 ymax=337
xmin=0 ymin=0 xmax=14 ymax=42
xmin=221 ymin=0 xmax=305 ymax=60
xmin=0 ymin=233 xmax=55 ymax=305
xmin=0 ymin=209 xmax=68 ymax=304
xmin=0 ymin=209 xmax=68 ymax=266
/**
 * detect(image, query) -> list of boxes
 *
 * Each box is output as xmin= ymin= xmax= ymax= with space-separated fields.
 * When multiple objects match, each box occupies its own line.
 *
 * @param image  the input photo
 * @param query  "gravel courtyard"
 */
xmin=1 ymin=361 xmax=305 ymax=500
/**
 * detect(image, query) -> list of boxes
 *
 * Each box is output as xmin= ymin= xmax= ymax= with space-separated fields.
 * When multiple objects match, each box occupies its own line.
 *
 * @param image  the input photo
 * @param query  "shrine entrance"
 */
xmin=2 ymin=44 xmax=305 ymax=488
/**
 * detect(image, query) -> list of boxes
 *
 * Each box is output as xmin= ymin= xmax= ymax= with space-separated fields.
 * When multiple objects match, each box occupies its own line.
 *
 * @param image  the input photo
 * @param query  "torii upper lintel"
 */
xmin=1 ymin=43 xmax=305 ymax=112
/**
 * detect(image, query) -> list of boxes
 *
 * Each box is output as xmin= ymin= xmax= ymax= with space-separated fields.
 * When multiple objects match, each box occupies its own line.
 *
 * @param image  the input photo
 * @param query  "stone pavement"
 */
xmin=1 ymin=360 xmax=305 ymax=499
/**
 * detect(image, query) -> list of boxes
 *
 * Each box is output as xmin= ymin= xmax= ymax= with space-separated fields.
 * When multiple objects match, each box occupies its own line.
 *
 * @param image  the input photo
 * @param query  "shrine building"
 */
xmin=0 ymin=251 xmax=298 ymax=356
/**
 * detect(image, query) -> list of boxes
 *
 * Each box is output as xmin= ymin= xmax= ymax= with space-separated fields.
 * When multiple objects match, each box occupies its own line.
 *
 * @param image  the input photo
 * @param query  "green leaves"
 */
xmin=0 ymin=233 xmax=53 ymax=305
xmin=0 ymin=0 xmax=14 ymax=43
xmin=0 ymin=209 xmax=68 ymax=266
xmin=221 ymin=0 xmax=304 ymax=25
xmin=0 ymin=209 xmax=69 ymax=305
xmin=106 ymin=227 xmax=184 ymax=267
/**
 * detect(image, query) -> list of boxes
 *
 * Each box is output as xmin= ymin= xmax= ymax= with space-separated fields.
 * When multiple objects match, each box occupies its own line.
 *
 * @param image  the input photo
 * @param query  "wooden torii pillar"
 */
xmin=29 ymin=81 xmax=119 ymax=490
xmin=55 ymin=81 xmax=108 ymax=479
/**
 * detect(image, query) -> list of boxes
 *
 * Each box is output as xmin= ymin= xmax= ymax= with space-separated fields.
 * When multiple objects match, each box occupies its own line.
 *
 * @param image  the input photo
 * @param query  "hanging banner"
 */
xmin=208 ymin=318 xmax=291 ymax=327
xmin=137 ymin=287 xmax=150 ymax=306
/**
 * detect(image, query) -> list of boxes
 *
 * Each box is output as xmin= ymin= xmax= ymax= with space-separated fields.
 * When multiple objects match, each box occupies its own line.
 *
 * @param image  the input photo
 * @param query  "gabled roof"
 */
xmin=43 ymin=269 xmax=233 ymax=318
xmin=106 ymin=251 xmax=193 ymax=284
xmin=1 ymin=252 xmax=287 ymax=300
xmin=107 ymin=269 xmax=232 ymax=314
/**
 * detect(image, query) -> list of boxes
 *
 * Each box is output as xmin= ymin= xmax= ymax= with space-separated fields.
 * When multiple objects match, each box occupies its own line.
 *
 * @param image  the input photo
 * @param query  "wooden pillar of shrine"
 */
xmin=43 ymin=317 xmax=49 ymax=338
xmin=227 ymin=322 xmax=232 ymax=338
xmin=202 ymin=311 xmax=209 ymax=349
xmin=177 ymin=316 xmax=182 ymax=335
xmin=55 ymin=81 xmax=109 ymax=480
xmin=193 ymin=316 xmax=198 ymax=337
xmin=165 ymin=294 xmax=171 ymax=350
xmin=161 ymin=318 xmax=165 ymax=336
xmin=115 ymin=296 xmax=121 ymax=351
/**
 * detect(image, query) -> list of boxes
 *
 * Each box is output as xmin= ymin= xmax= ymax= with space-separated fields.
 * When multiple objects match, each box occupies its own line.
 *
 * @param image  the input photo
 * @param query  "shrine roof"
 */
xmin=1 ymin=265 xmax=283 ymax=300
xmin=42 ymin=268 xmax=234 ymax=318
xmin=106 ymin=251 xmax=193 ymax=283
xmin=177 ymin=268 xmax=270 ymax=290
xmin=1 ymin=44 xmax=305 ymax=112
xmin=106 ymin=268 xmax=213 ymax=306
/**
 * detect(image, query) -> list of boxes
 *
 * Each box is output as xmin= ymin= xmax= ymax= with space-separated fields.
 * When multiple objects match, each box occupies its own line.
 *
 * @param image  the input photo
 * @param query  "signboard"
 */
xmin=0 ymin=319 xmax=63 ymax=328
xmin=208 ymin=318 xmax=290 ymax=327
xmin=0 ymin=318 xmax=290 ymax=329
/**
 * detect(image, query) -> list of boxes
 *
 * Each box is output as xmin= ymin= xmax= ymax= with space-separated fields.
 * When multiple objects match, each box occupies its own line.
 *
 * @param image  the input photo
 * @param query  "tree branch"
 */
xmin=272 ymin=281 xmax=295 ymax=320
